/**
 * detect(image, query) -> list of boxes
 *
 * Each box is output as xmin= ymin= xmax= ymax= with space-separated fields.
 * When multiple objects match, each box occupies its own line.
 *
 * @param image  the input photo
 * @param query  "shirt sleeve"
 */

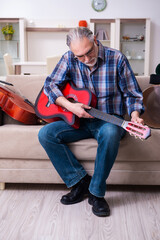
xmin=43 ymin=54 xmax=71 ymax=104
xmin=117 ymin=54 xmax=145 ymax=116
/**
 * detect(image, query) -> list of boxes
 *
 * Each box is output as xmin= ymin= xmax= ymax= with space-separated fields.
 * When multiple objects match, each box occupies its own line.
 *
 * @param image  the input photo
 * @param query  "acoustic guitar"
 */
xmin=35 ymin=82 xmax=151 ymax=140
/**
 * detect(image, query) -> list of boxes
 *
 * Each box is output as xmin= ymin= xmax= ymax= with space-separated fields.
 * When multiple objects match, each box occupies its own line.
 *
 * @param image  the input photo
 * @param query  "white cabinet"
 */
xmin=0 ymin=18 xmax=26 ymax=76
xmin=90 ymin=19 xmax=116 ymax=48
xmin=90 ymin=18 xmax=150 ymax=76
xmin=115 ymin=18 xmax=151 ymax=76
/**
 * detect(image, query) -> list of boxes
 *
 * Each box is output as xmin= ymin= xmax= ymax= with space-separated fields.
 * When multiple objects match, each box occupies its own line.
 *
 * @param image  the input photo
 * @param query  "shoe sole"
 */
xmin=60 ymin=193 xmax=89 ymax=205
xmin=88 ymin=198 xmax=110 ymax=217
xmin=92 ymin=208 xmax=110 ymax=217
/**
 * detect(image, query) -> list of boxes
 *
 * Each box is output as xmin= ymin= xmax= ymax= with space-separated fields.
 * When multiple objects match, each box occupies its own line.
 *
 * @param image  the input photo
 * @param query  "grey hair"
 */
xmin=66 ymin=27 xmax=94 ymax=47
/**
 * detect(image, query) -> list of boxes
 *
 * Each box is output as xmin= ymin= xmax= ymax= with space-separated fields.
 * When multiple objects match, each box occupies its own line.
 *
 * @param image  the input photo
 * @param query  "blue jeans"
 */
xmin=38 ymin=118 xmax=125 ymax=197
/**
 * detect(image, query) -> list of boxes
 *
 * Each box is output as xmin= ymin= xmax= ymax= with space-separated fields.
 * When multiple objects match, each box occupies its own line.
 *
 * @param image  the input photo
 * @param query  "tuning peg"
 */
xmin=129 ymin=132 xmax=134 ymax=136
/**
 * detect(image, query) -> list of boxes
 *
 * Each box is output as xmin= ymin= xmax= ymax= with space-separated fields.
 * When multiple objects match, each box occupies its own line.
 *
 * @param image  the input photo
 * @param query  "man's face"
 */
xmin=70 ymin=37 xmax=98 ymax=67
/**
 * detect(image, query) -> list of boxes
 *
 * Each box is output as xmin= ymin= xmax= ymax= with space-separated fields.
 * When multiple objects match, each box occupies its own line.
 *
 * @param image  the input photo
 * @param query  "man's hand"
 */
xmin=55 ymin=96 xmax=93 ymax=119
xmin=69 ymin=102 xmax=94 ymax=118
xmin=131 ymin=111 xmax=144 ymax=125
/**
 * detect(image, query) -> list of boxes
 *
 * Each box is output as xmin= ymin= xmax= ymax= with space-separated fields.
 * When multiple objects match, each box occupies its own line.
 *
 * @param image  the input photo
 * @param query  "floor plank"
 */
xmin=0 ymin=184 xmax=160 ymax=240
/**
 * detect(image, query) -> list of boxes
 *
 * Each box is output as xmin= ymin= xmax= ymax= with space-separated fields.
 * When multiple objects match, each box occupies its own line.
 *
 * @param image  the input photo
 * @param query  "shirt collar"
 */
xmin=97 ymin=40 xmax=106 ymax=62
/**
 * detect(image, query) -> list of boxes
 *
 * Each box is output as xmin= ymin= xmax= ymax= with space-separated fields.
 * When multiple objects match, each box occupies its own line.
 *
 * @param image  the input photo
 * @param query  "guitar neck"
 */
xmin=86 ymin=108 xmax=124 ymax=127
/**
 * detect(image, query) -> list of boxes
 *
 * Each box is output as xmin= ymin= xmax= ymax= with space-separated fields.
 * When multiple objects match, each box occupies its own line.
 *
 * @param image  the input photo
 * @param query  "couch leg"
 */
xmin=0 ymin=183 xmax=5 ymax=190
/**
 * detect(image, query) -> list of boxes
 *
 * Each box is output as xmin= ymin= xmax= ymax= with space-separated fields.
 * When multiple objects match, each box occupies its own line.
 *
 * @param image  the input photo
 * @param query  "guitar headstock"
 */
xmin=124 ymin=121 xmax=151 ymax=140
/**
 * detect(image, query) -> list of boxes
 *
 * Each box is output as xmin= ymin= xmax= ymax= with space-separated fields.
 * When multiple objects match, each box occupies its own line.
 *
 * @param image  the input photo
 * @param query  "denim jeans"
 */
xmin=38 ymin=118 xmax=125 ymax=197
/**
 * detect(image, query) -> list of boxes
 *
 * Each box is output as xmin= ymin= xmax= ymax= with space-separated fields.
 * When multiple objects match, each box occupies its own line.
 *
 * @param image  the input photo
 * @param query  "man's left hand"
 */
xmin=131 ymin=111 xmax=144 ymax=125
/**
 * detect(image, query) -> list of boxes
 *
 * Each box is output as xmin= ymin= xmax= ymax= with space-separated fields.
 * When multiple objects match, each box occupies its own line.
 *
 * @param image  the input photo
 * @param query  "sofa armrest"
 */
xmin=0 ymin=109 xmax=3 ymax=126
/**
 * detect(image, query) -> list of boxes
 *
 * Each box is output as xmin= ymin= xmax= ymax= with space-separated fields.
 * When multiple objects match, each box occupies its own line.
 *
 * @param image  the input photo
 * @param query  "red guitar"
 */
xmin=35 ymin=82 xmax=151 ymax=140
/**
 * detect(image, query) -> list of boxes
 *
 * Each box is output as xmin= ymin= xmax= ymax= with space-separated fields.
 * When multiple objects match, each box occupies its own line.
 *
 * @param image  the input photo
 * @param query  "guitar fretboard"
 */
xmin=86 ymin=108 xmax=124 ymax=127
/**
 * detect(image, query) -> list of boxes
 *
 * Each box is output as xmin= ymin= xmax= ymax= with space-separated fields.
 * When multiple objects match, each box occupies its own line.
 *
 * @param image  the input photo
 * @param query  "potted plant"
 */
xmin=1 ymin=24 xmax=15 ymax=40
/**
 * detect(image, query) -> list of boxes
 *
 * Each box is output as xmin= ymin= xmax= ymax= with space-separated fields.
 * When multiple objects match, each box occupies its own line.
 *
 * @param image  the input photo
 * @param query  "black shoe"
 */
xmin=88 ymin=194 xmax=110 ymax=217
xmin=60 ymin=174 xmax=91 ymax=205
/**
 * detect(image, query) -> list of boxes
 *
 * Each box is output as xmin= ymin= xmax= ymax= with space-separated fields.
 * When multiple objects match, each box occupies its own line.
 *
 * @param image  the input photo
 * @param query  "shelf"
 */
xmin=0 ymin=18 xmax=20 ymax=23
xmin=126 ymin=57 xmax=144 ymax=60
xmin=0 ymin=40 xmax=19 ymax=42
xmin=26 ymin=27 xmax=74 ymax=32
xmin=120 ymin=18 xmax=146 ymax=23
xmin=0 ymin=18 xmax=26 ymax=76
xmin=99 ymin=40 xmax=111 ymax=47
xmin=121 ymin=40 xmax=145 ymax=43
xmin=90 ymin=19 xmax=115 ymax=24
xmin=0 ymin=57 xmax=20 ymax=60
xmin=100 ymin=40 xmax=110 ymax=42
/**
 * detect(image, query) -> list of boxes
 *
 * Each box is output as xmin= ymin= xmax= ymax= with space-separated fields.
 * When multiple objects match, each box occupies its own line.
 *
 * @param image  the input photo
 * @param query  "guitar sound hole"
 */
xmin=67 ymin=98 xmax=76 ymax=103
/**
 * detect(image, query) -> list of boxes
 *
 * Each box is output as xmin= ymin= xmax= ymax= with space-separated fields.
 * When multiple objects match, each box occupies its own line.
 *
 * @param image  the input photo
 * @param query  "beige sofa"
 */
xmin=0 ymin=75 xmax=160 ymax=190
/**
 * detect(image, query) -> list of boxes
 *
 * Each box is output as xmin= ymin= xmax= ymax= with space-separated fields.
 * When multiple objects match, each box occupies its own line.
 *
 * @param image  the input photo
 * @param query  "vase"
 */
xmin=4 ymin=34 xmax=13 ymax=40
xmin=78 ymin=20 xmax=87 ymax=27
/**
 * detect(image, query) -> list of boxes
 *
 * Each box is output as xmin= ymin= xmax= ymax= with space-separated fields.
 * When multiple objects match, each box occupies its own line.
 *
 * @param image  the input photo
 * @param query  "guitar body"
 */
xmin=0 ymin=85 xmax=39 ymax=125
xmin=35 ymin=82 xmax=97 ymax=128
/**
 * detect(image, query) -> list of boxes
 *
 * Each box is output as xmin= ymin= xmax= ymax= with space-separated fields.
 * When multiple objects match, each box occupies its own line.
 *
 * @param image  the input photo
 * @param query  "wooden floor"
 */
xmin=0 ymin=184 xmax=160 ymax=240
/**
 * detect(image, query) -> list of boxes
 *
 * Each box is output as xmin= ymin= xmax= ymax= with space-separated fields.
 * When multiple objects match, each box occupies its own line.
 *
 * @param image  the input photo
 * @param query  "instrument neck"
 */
xmin=86 ymin=108 xmax=124 ymax=127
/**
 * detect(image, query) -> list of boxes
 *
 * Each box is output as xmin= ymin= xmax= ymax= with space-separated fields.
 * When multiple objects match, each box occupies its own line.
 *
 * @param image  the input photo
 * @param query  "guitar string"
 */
xmin=86 ymin=108 xmax=124 ymax=127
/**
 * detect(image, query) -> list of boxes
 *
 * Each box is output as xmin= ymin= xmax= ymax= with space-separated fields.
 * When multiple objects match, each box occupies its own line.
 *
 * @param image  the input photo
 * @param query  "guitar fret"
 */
xmin=87 ymin=108 xmax=123 ymax=127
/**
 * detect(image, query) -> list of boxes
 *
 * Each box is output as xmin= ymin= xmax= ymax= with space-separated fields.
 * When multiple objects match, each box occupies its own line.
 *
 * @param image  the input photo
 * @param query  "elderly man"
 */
xmin=38 ymin=27 xmax=144 ymax=217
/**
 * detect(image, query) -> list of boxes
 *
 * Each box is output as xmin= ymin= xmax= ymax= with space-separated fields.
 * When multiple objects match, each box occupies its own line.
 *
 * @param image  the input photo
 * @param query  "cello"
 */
xmin=0 ymin=80 xmax=41 ymax=125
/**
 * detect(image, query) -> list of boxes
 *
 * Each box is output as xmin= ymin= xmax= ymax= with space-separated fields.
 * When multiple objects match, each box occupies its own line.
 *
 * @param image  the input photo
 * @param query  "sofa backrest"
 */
xmin=136 ymin=76 xmax=150 ymax=91
xmin=1 ymin=75 xmax=150 ymax=125
xmin=5 ymin=75 xmax=150 ymax=101
xmin=5 ymin=74 xmax=47 ymax=103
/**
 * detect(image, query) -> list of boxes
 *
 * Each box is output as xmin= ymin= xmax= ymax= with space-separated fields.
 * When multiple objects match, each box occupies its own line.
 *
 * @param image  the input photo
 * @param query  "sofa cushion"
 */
xmin=0 ymin=123 xmax=159 ymax=161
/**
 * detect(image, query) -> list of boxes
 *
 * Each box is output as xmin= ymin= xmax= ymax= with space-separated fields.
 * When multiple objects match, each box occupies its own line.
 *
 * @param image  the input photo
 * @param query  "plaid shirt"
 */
xmin=44 ymin=41 xmax=144 ymax=116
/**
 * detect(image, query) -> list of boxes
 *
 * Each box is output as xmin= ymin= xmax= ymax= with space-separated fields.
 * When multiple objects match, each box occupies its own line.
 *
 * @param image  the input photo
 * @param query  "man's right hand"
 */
xmin=69 ymin=102 xmax=94 ymax=118
xmin=55 ymin=96 xmax=94 ymax=119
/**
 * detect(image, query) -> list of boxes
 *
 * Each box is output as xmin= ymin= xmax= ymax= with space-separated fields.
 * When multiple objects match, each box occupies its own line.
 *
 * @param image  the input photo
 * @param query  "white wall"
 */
xmin=1 ymin=0 xmax=160 ymax=73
